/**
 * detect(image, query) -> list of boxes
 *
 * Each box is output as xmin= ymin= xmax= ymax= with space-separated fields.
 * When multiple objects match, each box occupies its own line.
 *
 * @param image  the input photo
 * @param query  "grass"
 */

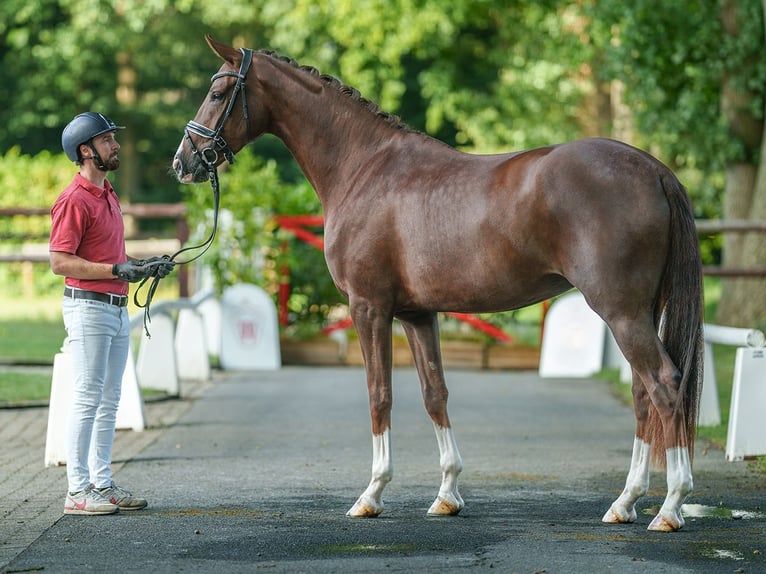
xmin=0 ymin=371 xmax=52 ymax=403
xmin=0 ymin=286 xmax=178 ymax=403
xmin=0 ymin=318 xmax=66 ymax=363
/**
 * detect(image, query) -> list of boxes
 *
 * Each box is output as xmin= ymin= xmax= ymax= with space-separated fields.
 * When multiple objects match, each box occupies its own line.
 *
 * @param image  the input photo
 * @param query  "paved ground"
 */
xmin=1 ymin=367 xmax=764 ymax=573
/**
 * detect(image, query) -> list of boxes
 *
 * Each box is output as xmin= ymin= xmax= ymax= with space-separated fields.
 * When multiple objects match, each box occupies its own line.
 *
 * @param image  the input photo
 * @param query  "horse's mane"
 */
xmin=258 ymin=50 xmax=413 ymax=133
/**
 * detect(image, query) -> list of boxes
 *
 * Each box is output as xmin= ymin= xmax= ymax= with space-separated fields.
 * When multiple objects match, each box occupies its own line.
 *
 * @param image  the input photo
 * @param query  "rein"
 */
xmin=135 ymin=48 xmax=254 ymax=337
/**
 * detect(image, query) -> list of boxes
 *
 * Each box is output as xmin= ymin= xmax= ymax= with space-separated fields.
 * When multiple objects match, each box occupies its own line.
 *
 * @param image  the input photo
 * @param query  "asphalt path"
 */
xmin=3 ymin=367 xmax=764 ymax=573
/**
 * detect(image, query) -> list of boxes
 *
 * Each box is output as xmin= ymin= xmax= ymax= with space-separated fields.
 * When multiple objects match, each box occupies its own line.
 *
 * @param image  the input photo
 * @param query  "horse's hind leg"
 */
xmin=399 ymin=312 xmax=464 ymax=516
xmin=346 ymin=298 xmax=394 ymax=518
xmin=602 ymin=366 xmax=652 ymax=524
xmin=604 ymin=317 xmax=693 ymax=532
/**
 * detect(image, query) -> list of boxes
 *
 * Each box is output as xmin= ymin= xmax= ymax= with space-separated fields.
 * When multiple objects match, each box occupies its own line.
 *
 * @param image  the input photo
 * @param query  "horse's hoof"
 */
xmin=602 ymin=504 xmax=636 ymax=524
xmin=427 ymin=495 xmax=463 ymax=516
xmin=647 ymin=511 xmax=684 ymax=532
xmin=346 ymin=497 xmax=383 ymax=518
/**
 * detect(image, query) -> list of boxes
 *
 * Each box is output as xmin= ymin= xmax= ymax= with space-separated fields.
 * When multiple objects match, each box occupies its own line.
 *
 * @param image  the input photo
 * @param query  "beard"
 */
xmin=103 ymin=154 xmax=120 ymax=171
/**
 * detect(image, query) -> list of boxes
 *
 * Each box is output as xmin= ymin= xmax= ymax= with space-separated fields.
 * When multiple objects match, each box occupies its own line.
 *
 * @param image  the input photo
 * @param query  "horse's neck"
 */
xmin=257 ymin=57 xmax=402 ymax=208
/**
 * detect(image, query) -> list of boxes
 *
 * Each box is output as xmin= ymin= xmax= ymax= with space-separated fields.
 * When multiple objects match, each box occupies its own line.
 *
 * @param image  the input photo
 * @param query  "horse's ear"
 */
xmin=205 ymin=34 xmax=240 ymax=65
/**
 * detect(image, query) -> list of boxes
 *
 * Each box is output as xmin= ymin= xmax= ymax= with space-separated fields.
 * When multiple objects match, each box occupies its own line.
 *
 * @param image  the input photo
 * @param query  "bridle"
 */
xmin=184 ymin=48 xmax=254 ymax=172
xmin=135 ymin=48 xmax=254 ymax=337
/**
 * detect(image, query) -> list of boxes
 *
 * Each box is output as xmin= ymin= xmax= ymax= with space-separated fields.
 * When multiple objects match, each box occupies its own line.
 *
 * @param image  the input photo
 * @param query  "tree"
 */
xmin=590 ymin=0 xmax=766 ymax=328
xmin=716 ymin=0 xmax=766 ymax=326
xmin=3 ymin=0 xmax=764 ymax=327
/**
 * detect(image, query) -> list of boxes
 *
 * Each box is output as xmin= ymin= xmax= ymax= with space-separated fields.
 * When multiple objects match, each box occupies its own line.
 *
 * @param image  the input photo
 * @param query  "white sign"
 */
xmin=220 ymin=283 xmax=281 ymax=370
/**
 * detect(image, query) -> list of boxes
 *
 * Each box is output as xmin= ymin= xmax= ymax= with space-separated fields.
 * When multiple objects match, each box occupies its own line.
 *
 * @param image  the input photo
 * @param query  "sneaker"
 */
xmin=97 ymin=482 xmax=147 ymax=511
xmin=64 ymin=486 xmax=119 ymax=515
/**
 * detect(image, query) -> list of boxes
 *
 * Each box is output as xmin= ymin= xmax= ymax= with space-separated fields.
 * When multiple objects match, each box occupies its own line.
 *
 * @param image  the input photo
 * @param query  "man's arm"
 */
xmin=50 ymin=251 xmax=116 ymax=279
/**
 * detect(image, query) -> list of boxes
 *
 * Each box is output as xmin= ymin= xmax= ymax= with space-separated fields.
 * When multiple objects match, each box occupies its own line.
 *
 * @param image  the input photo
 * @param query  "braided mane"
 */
xmin=258 ymin=50 xmax=411 ymax=132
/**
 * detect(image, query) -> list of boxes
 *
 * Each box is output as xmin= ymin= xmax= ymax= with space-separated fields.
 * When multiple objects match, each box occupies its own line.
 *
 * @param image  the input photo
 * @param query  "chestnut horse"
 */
xmin=173 ymin=36 xmax=704 ymax=532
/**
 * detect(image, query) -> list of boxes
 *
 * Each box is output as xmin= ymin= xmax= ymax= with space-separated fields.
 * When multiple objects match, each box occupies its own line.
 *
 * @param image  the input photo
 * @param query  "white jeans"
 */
xmin=62 ymin=296 xmax=130 ymax=492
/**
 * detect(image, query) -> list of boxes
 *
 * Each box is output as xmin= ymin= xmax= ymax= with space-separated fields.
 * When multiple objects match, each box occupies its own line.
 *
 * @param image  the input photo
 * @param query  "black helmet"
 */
xmin=61 ymin=112 xmax=125 ymax=162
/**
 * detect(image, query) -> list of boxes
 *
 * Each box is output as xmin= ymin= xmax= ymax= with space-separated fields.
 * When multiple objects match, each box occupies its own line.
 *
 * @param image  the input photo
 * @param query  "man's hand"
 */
xmin=112 ymin=260 xmax=151 ymax=282
xmin=142 ymin=255 xmax=175 ymax=278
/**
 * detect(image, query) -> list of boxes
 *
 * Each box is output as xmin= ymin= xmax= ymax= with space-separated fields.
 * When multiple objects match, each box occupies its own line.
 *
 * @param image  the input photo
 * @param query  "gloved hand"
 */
xmin=112 ymin=260 xmax=152 ymax=283
xmin=143 ymin=255 xmax=175 ymax=278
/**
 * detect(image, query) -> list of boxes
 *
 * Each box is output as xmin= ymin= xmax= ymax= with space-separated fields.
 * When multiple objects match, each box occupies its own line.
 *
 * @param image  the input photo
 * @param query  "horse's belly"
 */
xmin=402 ymin=264 xmax=571 ymax=313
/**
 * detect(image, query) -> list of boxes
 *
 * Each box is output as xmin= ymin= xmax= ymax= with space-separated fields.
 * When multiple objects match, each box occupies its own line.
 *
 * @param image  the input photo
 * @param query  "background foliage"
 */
xmin=1 ymin=0 xmax=764 ymax=328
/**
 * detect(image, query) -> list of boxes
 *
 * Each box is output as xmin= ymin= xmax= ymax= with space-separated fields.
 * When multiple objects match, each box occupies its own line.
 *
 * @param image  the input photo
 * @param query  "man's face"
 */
xmin=90 ymin=131 xmax=121 ymax=171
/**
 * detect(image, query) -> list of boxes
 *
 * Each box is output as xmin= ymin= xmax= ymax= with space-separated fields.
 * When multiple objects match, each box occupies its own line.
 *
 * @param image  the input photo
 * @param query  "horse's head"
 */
xmin=173 ymin=35 xmax=262 ymax=183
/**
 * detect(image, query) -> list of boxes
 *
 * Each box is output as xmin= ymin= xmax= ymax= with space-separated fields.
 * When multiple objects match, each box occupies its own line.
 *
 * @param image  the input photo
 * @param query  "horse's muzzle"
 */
xmin=172 ymin=153 xmax=209 ymax=184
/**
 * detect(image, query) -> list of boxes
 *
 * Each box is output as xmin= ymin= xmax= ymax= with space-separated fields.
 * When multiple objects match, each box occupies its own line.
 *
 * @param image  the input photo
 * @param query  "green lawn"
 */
xmin=0 ymin=318 xmax=66 ymax=363
xmin=0 ymin=371 xmax=52 ymax=403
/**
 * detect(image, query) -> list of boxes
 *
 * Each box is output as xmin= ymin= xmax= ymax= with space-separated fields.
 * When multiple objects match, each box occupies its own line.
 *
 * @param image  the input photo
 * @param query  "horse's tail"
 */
xmin=648 ymin=173 xmax=705 ymax=466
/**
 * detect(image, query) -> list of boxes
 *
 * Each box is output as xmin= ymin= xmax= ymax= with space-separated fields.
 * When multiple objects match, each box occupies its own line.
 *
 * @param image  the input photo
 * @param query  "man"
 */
xmin=50 ymin=112 xmax=173 ymax=515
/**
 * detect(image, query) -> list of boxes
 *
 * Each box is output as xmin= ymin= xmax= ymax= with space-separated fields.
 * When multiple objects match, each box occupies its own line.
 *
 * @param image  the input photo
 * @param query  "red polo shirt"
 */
xmin=50 ymin=173 xmax=129 ymax=296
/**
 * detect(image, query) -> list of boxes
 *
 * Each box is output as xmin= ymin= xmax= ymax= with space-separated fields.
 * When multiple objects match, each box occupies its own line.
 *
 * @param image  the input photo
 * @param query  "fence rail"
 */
xmin=0 ymin=203 xmax=191 ymax=296
xmin=1 ymin=208 xmax=765 ymax=280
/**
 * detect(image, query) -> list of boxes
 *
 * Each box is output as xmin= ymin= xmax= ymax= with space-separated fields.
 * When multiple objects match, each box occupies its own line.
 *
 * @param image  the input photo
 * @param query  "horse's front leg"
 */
xmin=346 ymin=298 xmax=394 ymax=518
xmin=400 ymin=312 xmax=464 ymax=516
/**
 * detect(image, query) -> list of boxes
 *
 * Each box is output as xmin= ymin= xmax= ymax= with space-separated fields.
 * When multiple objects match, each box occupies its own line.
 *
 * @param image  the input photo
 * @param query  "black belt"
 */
xmin=64 ymin=287 xmax=128 ymax=307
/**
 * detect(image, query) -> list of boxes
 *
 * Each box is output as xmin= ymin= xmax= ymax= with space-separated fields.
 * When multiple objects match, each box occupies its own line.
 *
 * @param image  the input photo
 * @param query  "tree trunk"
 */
xmin=714 ymin=0 xmax=766 ymax=328
xmin=114 ymin=50 xmax=138 ymax=237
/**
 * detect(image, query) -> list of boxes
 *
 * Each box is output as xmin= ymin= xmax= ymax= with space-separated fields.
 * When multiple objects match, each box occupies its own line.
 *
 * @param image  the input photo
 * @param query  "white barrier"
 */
xmin=131 ymin=290 xmax=217 ymax=390
xmin=538 ymin=291 xmax=766 ymax=439
xmin=702 ymin=325 xmax=765 ymax=428
xmin=726 ymin=347 xmax=766 ymax=460
xmin=197 ymin=296 xmax=222 ymax=359
xmin=220 ymin=283 xmax=281 ymax=371
xmin=45 ymin=341 xmax=145 ymax=467
xmin=175 ymin=308 xmax=211 ymax=381
xmin=538 ymin=292 xmax=606 ymax=378
xmin=136 ymin=312 xmax=179 ymax=395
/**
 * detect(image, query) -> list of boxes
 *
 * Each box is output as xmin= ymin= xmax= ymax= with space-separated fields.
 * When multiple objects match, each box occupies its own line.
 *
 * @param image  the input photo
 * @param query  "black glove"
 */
xmin=143 ymin=255 xmax=175 ymax=278
xmin=112 ymin=260 xmax=151 ymax=283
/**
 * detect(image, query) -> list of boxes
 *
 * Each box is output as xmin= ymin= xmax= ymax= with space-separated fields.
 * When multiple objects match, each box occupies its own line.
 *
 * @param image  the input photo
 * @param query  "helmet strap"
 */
xmin=83 ymin=141 xmax=108 ymax=171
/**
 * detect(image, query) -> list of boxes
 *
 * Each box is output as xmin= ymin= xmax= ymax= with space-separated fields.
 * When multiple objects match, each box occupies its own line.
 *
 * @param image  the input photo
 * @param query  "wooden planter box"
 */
xmin=280 ymin=337 xmax=343 ymax=366
xmin=486 ymin=344 xmax=540 ymax=370
xmin=281 ymin=337 xmax=540 ymax=371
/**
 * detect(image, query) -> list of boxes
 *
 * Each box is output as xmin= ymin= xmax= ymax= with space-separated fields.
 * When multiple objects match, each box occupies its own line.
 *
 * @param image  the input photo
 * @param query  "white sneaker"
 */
xmin=64 ymin=485 xmax=119 ymax=515
xmin=97 ymin=482 xmax=148 ymax=511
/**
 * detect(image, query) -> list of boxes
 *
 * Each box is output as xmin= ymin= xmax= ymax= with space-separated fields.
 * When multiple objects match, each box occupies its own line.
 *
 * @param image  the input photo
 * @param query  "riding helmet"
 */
xmin=61 ymin=112 xmax=125 ymax=162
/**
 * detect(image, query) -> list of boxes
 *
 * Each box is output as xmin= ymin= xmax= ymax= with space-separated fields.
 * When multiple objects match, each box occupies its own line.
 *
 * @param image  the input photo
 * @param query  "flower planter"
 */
xmin=280 ymin=337 xmax=540 ymax=371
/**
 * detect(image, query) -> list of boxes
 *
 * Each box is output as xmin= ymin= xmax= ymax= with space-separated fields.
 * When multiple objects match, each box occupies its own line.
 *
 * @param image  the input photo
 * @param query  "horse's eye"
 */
xmin=211 ymin=91 xmax=224 ymax=102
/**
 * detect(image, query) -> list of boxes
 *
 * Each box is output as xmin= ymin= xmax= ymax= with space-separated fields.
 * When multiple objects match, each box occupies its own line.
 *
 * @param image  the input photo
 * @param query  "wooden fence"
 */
xmin=1 ymin=206 xmax=765 ymax=290
xmin=0 ymin=204 xmax=191 ymax=296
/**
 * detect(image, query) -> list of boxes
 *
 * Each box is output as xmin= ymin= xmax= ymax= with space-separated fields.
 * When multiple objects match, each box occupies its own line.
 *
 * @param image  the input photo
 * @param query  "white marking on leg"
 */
xmin=427 ymin=424 xmax=464 ymax=516
xmin=648 ymin=446 xmax=693 ymax=532
xmin=347 ymin=430 xmax=392 ymax=517
xmin=603 ymin=436 xmax=651 ymax=523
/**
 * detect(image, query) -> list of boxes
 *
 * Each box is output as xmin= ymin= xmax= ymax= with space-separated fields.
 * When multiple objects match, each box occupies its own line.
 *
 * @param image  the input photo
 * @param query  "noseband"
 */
xmin=184 ymin=47 xmax=254 ymax=172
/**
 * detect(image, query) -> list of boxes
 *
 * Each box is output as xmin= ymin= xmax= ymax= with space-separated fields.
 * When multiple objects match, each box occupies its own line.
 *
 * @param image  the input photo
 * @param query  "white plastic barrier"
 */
xmin=538 ymin=292 xmax=607 ymax=378
xmin=220 ymin=283 xmax=281 ymax=370
xmin=45 ymin=341 xmax=145 ymax=467
xmin=175 ymin=307 xmax=211 ymax=381
xmin=702 ymin=325 xmax=765 ymax=428
xmin=131 ymin=290 xmax=217 ymax=392
xmin=538 ymin=291 xmax=765 ymax=435
xmin=197 ymin=296 xmax=222 ymax=359
xmin=136 ymin=312 xmax=180 ymax=395
xmin=726 ymin=347 xmax=766 ymax=460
